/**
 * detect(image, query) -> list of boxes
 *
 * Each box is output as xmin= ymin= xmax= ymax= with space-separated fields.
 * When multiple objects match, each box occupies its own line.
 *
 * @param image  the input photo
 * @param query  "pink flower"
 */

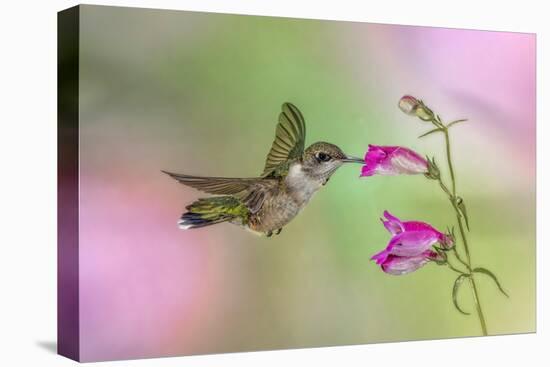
xmin=360 ymin=145 xmax=428 ymax=177
xmin=376 ymin=251 xmax=441 ymax=275
xmin=371 ymin=211 xmax=452 ymax=275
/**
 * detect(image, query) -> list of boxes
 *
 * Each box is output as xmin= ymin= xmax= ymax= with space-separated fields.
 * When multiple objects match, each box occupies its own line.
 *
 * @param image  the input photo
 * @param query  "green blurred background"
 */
xmin=76 ymin=5 xmax=535 ymax=361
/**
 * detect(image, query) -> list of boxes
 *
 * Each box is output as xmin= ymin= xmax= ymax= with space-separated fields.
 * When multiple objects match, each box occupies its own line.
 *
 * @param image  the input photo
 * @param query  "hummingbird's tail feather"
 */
xmin=178 ymin=212 xmax=233 ymax=229
xmin=178 ymin=196 xmax=248 ymax=230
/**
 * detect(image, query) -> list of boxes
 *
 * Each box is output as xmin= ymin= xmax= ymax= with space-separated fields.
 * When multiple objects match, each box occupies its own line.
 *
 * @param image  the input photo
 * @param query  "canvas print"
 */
xmin=58 ymin=5 xmax=536 ymax=362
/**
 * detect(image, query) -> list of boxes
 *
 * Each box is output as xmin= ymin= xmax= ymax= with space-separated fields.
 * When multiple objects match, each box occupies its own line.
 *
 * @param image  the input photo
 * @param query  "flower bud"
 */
xmin=398 ymin=95 xmax=419 ymax=115
xmin=430 ymin=250 xmax=447 ymax=265
xmin=398 ymin=95 xmax=434 ymax=122
xmin=440 ymin=231 xmax=455 ymax=250
xmin=425 ymin=157 xmax=440 ymax=180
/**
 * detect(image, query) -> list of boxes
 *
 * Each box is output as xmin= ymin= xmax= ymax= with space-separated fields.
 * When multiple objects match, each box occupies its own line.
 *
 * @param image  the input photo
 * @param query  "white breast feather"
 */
xmin=286 ymin=163 xmax=322 ymax=204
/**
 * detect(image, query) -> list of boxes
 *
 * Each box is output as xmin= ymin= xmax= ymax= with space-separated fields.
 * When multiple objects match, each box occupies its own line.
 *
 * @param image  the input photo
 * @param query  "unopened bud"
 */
xmin=430 ymin=249 xmax=447 ymax=265
xmin=441 ymin=229 xmax=455 ymax=250
xmin=398 ymin=95 xmax=434 ymax=122
xmin=424 ymin=157 xmax=440 ymax=180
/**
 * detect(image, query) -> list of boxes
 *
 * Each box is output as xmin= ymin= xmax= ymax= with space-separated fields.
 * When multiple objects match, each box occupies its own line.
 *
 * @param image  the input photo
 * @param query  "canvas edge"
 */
xmin=57 ymin=5 xmax=81 ymax=362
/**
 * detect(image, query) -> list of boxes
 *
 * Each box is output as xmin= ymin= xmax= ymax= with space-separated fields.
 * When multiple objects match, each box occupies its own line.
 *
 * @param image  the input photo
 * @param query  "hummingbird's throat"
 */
xmin=286 ymin=163 xmax=327 ymax=202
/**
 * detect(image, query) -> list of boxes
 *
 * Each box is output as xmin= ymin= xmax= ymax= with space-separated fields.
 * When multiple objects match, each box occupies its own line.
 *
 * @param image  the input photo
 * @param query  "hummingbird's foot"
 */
xmin=275 ymin=228 xmax=282 ymax=235
xmin=266 ymin=230 xmax=273 ymax=237
xmin=322 ymin=177 xmax=330 ymax=186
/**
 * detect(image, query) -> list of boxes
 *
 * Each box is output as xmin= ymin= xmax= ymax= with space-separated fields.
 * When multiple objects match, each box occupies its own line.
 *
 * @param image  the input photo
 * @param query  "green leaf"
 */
xmin=418 ymin=127 xmax=443 ymax=138
xmin=452 ymin=274 xmax=471 ymax=315
xmin=446 ymin=119 xmax=468 ymax=129
xmin=456 ymin=197 xmax=470 ymax=230
xmin=473 ymin=267 xmax=509 ymax=298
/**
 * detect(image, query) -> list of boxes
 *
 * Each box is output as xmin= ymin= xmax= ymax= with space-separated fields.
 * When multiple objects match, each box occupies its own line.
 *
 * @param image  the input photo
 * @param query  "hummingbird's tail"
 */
xmin=178 ymin=196 xmax=248 ymax=230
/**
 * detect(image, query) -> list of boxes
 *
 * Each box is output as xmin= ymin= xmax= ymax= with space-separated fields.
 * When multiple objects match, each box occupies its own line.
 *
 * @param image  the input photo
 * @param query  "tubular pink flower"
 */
xmin=371 ymin=211 xmax=453 ymax=275
xmin=360 ymin=145 xmax=428 ymax=177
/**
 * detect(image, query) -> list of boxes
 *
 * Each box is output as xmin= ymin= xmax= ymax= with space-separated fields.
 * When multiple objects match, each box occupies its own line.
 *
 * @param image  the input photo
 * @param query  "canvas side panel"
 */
xmin=57 ymin=5 xmax=80 ymax=362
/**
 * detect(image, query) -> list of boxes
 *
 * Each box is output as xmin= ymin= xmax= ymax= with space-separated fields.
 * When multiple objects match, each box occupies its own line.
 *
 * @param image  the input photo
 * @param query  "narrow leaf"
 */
xmin=418 ymin=127 xmax=443 ymax=138
xmin=456 ymin=197 xmax=470 ymax=230
xmin=452 ymin=274 xmax=471 ymax=315
xmin=446 ymin=119 xmax=468 ymax=129
xmin=473 ymin=267 xmax=509 ymax=297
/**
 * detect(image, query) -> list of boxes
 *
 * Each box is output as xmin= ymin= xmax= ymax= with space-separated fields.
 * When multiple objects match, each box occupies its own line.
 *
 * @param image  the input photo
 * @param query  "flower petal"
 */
xmin=380 ymin=251 xmax=434 ymax=275
xmin=360 ymin=165 xmax=377 ymax=177
xmin=381 ymin=210 xmax=404 ymax=235
xmin=371 ymin=249 xmax=390 ymax=264
xmin=389 ymin=147 xmax=428 ymax=174
xmin=386 ymin=230 xmax=440 ymax=257
xmin=402 ymin=220 xmax=437 ymax=233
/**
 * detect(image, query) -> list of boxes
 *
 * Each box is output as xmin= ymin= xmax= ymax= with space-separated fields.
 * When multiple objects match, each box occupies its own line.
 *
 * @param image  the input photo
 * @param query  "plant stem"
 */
xmin=469 ymin=268 xmax=488 ymax=335
xmin=452 ymin=248 xmax=469 ymax=269
xmin=439 ymin=125 xmax=488 ymax=336
xmin=456 ymin=211 xmax=488 ymax=335
xmin=443 ymin=129 xmax=456 ymax=196
xmin=446 ymin=261 xmax=467 ymax=275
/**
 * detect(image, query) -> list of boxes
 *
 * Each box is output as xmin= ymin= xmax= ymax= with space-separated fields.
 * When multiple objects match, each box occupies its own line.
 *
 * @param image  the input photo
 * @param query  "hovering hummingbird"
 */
xmin=163 ymin=102 xmax=364 ymax=237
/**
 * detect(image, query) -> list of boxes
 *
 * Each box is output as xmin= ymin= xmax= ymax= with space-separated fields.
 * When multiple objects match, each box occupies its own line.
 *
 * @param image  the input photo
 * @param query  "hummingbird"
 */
xmin=163 ymin=102 xmax=364 ymax=237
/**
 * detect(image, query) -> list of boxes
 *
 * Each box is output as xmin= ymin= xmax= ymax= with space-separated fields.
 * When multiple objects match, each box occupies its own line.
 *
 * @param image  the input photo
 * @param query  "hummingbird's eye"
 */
xmin=316 ymin=152 xmax=331 ymax=162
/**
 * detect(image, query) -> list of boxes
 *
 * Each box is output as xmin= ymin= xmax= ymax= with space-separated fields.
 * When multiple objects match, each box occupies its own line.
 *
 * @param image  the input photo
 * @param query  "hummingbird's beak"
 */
xmin=342 ymin=155 xmax=364 ymax=164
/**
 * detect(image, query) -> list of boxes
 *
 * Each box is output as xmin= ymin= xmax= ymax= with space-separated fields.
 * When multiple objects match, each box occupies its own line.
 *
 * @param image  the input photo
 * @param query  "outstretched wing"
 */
xmin=262 ymin=102 xmax=306 ymax=176
xmin=162 ymin=171 xmax=278 ymax=214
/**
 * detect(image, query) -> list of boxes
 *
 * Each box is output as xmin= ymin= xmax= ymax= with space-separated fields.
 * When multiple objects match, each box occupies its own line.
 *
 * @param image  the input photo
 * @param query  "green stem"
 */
xmin=438 ymin=179 xmax=452 ymax=197
xmin=446 ymin=261 xmax=467 ymax=275
xmin=443 ymin=129 xmax=456 ymax=196
xmin=469 ymin=275 xmax=488 ymax=335
xmin=456 ymin=211 xmax=488 ymax=335
xmin=437 ymin=124 xmax=488 ymax=336
xmin=452 ymin=248 xmax=469 ymax=269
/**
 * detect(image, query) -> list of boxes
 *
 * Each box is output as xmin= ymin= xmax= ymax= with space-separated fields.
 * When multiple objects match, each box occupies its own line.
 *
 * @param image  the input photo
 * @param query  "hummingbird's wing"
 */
xmin=162 ymin=171 xmax=278 ymax=214
xmin=262 ymin=102 xmax=306 ymax=176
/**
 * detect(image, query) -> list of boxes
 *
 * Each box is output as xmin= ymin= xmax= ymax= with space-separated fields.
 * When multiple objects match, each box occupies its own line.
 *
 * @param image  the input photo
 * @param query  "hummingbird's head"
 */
xmin=302 ymin=142 xmax=364 ymax=182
